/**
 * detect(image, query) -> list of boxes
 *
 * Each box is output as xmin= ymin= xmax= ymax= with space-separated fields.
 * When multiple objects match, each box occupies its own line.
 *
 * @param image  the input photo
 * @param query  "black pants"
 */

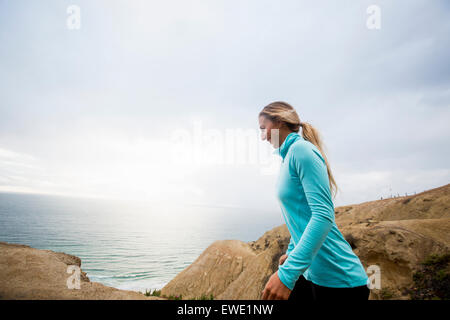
xmin=288 ymin=275 xmax=370 ymax=301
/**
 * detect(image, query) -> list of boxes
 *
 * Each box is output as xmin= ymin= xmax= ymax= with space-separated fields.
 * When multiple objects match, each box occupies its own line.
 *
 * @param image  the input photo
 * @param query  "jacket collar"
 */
xmin=273 ymin=132 xmax=302 ymax=160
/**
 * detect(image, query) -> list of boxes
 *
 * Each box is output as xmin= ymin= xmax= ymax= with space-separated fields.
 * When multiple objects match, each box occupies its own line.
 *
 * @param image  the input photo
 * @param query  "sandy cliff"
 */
xmin=160 ymin=225 xmax=291 ymax=300
xmin=1 ymin=183 xmax=448 ymax=300
xmin=161 ymin=184 xmax=450 ymax=300
xmin=0 ymin=242 xmax=164 ymax=300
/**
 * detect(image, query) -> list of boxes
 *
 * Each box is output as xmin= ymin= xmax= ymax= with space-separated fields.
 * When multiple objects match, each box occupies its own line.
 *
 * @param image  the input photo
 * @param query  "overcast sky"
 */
xmin=0 ymin=0 xmax=449 ymax=212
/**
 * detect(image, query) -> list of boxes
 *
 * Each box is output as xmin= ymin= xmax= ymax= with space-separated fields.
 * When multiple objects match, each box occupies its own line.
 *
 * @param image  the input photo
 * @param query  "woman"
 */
xmin=259 ymin=101 xmax=370 ymax=301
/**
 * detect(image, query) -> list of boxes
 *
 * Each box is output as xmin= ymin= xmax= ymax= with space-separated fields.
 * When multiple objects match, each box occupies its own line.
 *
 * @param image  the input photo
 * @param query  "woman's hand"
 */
xmin=261 ymin=271 xmax=291 ymax=300
xmin=279 ymin=254 xmax=288 ymax=265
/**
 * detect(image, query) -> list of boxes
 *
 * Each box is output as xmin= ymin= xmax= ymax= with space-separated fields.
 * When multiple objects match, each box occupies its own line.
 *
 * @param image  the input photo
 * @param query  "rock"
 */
xmin=334 ymin=184 xmax=450 ymax=299
xmin=161 ymin=183 xmax=450 ymax=300
xmin=335 ymin=183 xmax=450 ymax=227
xmin=160 ymin=240 xmax=255 ymax=299
xmin=161 ymin=225 xmax=290 ymax=300
xmin=340 ymin=218 xmax=450 ymax=299
xmin=0 ymin=242 xmax=164 ymax=300
xmin=218 ymin=226 xmax=289 ymax=300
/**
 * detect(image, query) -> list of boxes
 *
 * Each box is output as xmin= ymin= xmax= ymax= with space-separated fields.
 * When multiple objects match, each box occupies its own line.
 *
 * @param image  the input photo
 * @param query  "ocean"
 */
xmin=0 ymin=192 xmax=283 ymax=293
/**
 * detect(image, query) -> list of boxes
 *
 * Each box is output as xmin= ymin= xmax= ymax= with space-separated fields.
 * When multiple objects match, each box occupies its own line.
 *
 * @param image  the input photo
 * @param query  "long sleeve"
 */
xmin=286 ymin=236 xmax=295 ymax=256
xmin=277 ymin=143 xmax=335 ymax=290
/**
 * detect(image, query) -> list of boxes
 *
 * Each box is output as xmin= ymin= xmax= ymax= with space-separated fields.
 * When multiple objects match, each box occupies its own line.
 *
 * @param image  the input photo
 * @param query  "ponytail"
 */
xmin=300 ymin=121 xmax=338 ymax=199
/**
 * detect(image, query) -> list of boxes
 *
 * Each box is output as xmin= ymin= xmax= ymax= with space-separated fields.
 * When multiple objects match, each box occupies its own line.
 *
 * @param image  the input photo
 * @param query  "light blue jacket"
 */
xmin=274 ymin=132 xmax=368 ymax=290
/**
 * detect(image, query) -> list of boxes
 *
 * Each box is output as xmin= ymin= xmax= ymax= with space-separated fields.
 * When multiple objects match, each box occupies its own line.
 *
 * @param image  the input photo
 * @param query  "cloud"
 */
xmin=0 ymin=0 xmax=449 ymax=210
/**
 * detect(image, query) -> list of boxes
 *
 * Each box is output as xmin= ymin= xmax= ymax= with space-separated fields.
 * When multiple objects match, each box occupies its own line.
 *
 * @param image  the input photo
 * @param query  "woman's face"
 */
xmin=259 ymin=115 xmax=280 ymax=148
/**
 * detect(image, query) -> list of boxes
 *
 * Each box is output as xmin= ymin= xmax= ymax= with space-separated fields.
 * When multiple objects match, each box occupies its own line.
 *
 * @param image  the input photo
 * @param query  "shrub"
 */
xmin=143 ymin=289 xmax=161 ymax=297
xmin=379 ymin=287 xmax=395 ymax=300
xmin=192 ymin=293 xmax=214 ymax=300
xmin=409 ymin=253 xmax=450 ymax=300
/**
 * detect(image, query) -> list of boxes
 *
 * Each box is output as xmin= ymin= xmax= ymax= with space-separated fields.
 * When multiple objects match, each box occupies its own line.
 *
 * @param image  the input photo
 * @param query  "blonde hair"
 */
xmin=259 ymin=101 xmax=338 ymax=199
